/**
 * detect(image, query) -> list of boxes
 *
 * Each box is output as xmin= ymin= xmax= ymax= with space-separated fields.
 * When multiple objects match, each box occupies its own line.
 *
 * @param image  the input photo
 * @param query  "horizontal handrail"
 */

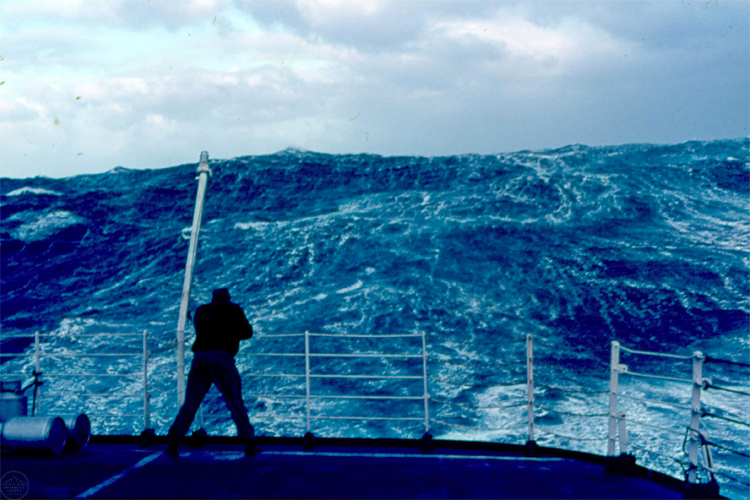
xmin=622 ymin=417 xmax=684 ymax=436
xmin=248 ymin=352 xmax=423 ymax=359
xmin=428 ymin=418 xmax=481 ymax=430
xmin=428 ymin=376 xmax=526 ymax=390
xmin=310 ymin=394 xmax=424 ymax=401
xmin=251 ymin=414 xmax=305 ymax=421
xmin=535 ymin=405 xmax=607 ymax=418
xmin=310 ymin=415 xmax=423 ymax=421
xmin=245 ymin=373 xmax=306 ymax=378
xmin=696 ymin=466 xmax=750 ymax=488
xmin=3 ymin=332 xmax=141 ymax=339
xmin=254 ymin=334 xmax=306 ymax=338
xmin=448 ymin=337 xmax=527 ymax=346
xmin=628 ymin=443 xmax=688 ymax=465
xmin=432 ymin=398 xmax=527 ymax=411
xmin=429 ymin=418 xmax=523 ymax=432
xmin=40 ymin=333 xmax=144 ymax=337
xmin=246 ymin=393 xmax=306 ymax=399
xmin=619 ymin=369 xmax=692 ymax=384
xmin=308 ymin=333 xmax=423 ymax=338
xmin=310 ymin=374 xmax=422 ymax=380
xmin=426 ymin=376 xmax=476 ymax=388
xmin=310 ymin=353 xmax=422 ymax=359
xmin=248 ymin=353 xmax=305 ymax=357
xmin=84 ymin=413 xmax=143 ymax=418
xmin=615 ymin=391 xmax=689 ymax=410
xmin=702 ymin=411 xmax=750 ymax=428
xmin=706 ymin=356 xmax=750 ymax=368
xmin=45 ymin=373 xmax=140 ymax=378
xmin=536 ymin=428 xmax=608 ymax=442
xmin=619 ymin=345 xmax=694 ymax=360
xmin=39 ymin=352 xmax=143 ymax=357
xmin=692 ymin=430 xmax=750 ymax=459
xmin=44 ymin=391 xmax=142 ymax=398
xmin=537 ymin=384 xmax=608 ymax=395
xmin=705 ymin=383 xmax=750 ymax=397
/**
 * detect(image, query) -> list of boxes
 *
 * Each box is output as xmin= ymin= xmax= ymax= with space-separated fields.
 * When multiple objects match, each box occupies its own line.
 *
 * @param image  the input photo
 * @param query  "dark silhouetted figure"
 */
xmin=166 ymin=288 xmax=255 ymax=457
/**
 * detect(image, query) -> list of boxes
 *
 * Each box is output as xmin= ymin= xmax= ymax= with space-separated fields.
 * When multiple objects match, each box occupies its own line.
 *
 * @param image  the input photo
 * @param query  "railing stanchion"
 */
xmin=421 ymin=330 xmax=430 ymax=434
xmin=143 ymin=330 xmax=151 ymax=430
xmin=305 ymin=330 xmax=312 ymax=434
xmin=526 ymin=334 xmax=534 ymax=442
xmin=34 ymin=331 xmax=41 ymax=415
xmin=608 ymin=340 xmax=623 ymax=456
xmin=618 ymin=416 xmax=628 ymax=454
xmin=688 ymin=351 xmax=705 ymax=484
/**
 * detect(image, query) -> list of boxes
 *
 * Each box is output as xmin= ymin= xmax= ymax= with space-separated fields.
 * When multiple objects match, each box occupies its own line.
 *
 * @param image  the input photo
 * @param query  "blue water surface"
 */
xmin=1 ymin=139 xmax=748 ymax=497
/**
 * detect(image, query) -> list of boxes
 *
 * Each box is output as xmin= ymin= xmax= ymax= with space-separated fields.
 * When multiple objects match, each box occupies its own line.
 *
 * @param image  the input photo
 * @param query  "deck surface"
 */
xmin=0 ymin=438 xmax=687 ymax=499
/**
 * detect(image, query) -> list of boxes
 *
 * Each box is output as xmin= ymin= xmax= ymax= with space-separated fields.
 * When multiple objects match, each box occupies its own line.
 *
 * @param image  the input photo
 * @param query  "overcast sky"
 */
xmin=1 ymin=0 xmax=747 ymax=178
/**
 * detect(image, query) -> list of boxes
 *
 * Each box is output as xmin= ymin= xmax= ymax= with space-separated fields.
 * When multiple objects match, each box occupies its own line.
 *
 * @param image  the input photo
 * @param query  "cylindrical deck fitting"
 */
xmin=63 ymin=414 xmax=91 ymax=451
xmin=0 ymin=380 xmax=28 ymax=422
xmin=1 ymin=416 xmax=67 ymax=455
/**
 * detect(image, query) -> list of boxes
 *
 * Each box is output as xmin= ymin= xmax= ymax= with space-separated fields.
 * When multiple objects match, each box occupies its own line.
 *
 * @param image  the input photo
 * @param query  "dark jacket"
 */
xmin=192 ymin=299 xmax=253 ymax=357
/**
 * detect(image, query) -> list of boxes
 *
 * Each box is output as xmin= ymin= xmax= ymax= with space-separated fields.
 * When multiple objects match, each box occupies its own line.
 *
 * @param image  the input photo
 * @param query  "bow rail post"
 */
xmin=33 ymin=331 xmax=41 ymax=415
xmin=608 ymin=340 xmax=625 ymax=456
xmin=526 ymin=334 xmax=535 ymax=443
xmin=176 ymin=151 xmax=212 ymax=406
xmin=305 ymin=331 xmax=312 ymax=435
xmin=421 ymin=330 xmax=430 ymax=435
xmin=143 ymin=330 xmax=151 ymax=430
xmin=687 ymin=351 xmax=705 ymax=484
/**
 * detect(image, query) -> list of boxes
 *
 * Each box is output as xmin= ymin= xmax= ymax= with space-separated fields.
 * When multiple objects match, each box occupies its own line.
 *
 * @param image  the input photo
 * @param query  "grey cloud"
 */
xmin=234 ymin=0 xmax=500 ymax=52
xmin=111 ymin=0 xmax=226 ymax=31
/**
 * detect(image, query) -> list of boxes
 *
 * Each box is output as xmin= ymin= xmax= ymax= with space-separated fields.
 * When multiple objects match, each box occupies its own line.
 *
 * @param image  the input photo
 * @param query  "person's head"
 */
xmin=212 ymin=288 xmax=231 ymax=303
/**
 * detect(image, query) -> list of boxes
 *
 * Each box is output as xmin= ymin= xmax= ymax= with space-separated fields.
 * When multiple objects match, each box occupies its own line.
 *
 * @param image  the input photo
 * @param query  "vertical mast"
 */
xmin=176 ymin=151 xmax=211 ymax=406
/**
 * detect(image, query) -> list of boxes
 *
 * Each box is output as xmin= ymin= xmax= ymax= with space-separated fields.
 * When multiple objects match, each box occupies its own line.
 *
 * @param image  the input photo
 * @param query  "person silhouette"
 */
xmin=166 ymin=288 xmax=256 ymax=457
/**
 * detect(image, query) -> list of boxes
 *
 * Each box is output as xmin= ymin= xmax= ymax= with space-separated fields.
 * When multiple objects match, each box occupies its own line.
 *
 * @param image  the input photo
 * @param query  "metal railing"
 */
xmin=241 ymin=331 xmax=429 ymax=436
xmin=523 ymin=336 xmax=608 ymax=445
xmin=605 ymin=340 xmax=750 ymax=492
xmin=0 ymin=330 xmax=151 ymax=430
xmin=3 ymin=328 xmax=747 ymax=495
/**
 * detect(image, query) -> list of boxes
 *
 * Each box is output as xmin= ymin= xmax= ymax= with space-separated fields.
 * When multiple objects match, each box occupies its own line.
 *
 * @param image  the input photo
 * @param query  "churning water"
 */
xmin=2 ymin=139 xmax=748 ymax=497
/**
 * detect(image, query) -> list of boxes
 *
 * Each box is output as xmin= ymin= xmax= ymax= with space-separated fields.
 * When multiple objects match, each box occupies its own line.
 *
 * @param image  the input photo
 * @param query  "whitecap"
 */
xmin=336 ymin=280 xmax=363 ymax=294
xmin=234 ymin=221 xmax=288 ymax=231
xmin=10 ymin=210 xmax=84 ymax=241
xmin=6 ymin=187 xmax=62 ymax=197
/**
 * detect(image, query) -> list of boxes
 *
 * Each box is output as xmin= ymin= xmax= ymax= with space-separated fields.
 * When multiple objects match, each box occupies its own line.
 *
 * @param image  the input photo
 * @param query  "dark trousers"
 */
xmin=167 ymin=350 xmax=254 ymax=445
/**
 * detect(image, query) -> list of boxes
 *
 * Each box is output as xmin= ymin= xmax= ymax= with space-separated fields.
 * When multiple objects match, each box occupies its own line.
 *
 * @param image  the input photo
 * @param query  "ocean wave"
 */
xmin=5 ymin=187 xmax=62 ymax=197
xmin=9 ymin=210 xmax=84 ymax=241
xmin=1 ymin=139 xmax=747 ymax=496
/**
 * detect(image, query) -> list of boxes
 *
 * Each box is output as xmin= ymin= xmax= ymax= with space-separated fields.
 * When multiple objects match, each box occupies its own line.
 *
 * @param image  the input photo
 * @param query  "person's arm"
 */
xmin=234 ymin=305 xmax=253 ymax=340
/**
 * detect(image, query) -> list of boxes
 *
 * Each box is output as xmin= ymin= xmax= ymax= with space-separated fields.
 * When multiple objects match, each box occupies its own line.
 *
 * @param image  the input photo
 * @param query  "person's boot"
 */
xmin=244 ymin=425 xmax=258 ymax=457
xmin=244 ymin=439 xmax=259 ymax=457
xmin=165 ymin=442 xmax=180 ymax=458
